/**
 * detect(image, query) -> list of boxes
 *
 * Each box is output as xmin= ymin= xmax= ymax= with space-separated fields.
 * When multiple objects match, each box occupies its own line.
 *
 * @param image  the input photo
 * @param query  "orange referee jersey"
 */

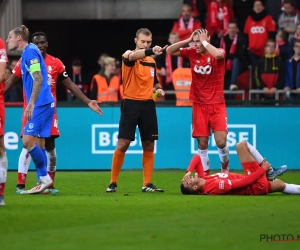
xmin=121 ymin=50 xmax=159 ymax=100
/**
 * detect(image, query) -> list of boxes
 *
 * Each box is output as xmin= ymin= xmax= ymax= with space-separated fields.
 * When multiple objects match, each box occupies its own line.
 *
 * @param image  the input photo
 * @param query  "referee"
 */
xmin=106 ymin=28 xmax=166 ymax=193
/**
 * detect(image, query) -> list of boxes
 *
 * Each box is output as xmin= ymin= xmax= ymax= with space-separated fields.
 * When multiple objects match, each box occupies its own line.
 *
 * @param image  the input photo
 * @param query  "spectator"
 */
xmin=172 ymin=3 xmax=202 ymax=41
xmin=183 ymin=0 xmax=207 ymax=28
xmin=97 ymin=53 xmax=109 ymax=74
xmin=255 ymin=39 xmax=285 ymax=99
xmin=66 ymin=58 xmax=90 ymax=102
xmin=244 ymin=0 xmax=276 ymax=68
xmin=206 ymin=0 xmax=234 ymax=47
xmin=290 ymin=23 xmax=300 ymax=53
xmin=156 ymin=32 xmax=190 ymax=101
xmin=275 ymin=29 xmax=291 ymax=61
xmin=233 ymin=0 xmax=255 ymax=32
xmin=220 ymin=20 xmax=248 ymax=91
xmin=278 ymin=0 xmax=300 ymax=41
xmin=285 ymin=39 xmax=300 ymax=99
xmin=89 ymin=57 xmax=120 ymax=102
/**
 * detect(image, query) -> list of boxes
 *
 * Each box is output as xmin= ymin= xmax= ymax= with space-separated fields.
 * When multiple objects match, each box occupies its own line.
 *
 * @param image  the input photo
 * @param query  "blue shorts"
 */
xmin=23 ymin=102 xmax=55 ymax=138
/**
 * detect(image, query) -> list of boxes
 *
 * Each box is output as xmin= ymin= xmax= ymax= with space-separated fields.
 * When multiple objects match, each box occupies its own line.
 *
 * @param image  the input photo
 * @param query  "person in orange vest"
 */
xmin=172 ymin=68 xmax=192 ymax=106
xmin=89 ymin=57 xmax=121 ymax=102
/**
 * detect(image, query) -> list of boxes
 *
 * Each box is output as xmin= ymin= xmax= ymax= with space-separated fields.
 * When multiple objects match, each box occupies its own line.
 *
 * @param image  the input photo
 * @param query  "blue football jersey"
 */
xmin=21 ymin=43 xmax=54 ymax=106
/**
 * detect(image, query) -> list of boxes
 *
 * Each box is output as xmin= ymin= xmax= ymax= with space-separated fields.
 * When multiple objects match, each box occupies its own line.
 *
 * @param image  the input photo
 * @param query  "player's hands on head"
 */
xmin=152 ymin=45 xmax=168 ymax=55
xmin=196 ymin=29 xmax=209 ymax=43
xmin=24 ymin=102 xmax=34 ymax=120
xmin=88 ymin=100 xmax=104 ymax=115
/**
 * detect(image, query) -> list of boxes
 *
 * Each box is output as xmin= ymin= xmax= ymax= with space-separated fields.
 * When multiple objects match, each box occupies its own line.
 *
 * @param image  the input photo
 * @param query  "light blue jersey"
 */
xmin=21 ymin=43 xmax=54 ymax=106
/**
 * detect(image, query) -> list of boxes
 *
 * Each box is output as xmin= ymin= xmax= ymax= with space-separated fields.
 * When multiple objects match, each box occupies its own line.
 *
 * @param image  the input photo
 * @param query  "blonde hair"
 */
xmin=13 ymin=25 xmax=30 ymax=42
xmin=104 ymin=57 xmax=115 ymax=66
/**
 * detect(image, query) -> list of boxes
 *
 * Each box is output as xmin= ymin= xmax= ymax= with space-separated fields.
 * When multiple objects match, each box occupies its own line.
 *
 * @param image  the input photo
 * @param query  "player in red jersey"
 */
xmin=0 ymin=38 xmax=8 ymax=206
xmin=180 ymin=141 xmax=299 ymax=195
xmin=166 ymin=29 xmax=229 ymax=175
xmin=5 ymin=32 xmax=103 ymax=194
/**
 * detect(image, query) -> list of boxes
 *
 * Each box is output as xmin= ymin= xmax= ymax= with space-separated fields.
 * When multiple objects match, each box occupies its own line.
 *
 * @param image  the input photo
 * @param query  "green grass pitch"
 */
xmin=1 ymin=171 xmax=300 ymax=250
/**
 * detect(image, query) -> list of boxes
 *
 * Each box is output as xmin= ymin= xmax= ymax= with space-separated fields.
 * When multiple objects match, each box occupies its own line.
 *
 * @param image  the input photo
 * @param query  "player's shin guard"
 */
xmin=198 ymin=149 xmax=210 ymax=172
xmin=283 ymin=183 xmax=300 ymax=194
xmin=246 ymin=142 xmax=263 ymax=164
xmin=46 ymin=148 xmax=56 ymax=187
xmin=0 ymin=153 xmax=8 ymax=196
xmin=17 ymin=148 xmax=31 ymax=185
xmin=142 ymin=151 xmax=154 ymax=186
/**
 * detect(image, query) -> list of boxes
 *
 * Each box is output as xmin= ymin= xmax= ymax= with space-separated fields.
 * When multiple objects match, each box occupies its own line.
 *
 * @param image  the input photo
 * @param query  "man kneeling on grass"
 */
xmin=180 ymin=141 xmax=300 ymax=195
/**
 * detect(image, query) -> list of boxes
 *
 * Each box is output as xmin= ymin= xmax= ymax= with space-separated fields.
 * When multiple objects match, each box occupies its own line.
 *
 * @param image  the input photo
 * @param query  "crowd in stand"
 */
xmin=5 ymin=0 xmax=300 ymax=105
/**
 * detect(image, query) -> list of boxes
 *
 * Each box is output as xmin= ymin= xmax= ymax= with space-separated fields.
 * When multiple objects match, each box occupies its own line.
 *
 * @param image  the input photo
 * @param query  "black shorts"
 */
xmin=118 ymin=99 xmax=158 ymax=141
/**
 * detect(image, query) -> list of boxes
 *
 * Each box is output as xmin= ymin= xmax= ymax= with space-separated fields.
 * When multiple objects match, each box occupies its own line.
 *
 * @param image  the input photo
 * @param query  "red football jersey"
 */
xmin=202 ymin=173 xmax=251 ymax=195
xmin=13 ymin=53 xmax=65 ymax=105
xmin=0 ymin=38 xmax=8 ymax=103
xmin=244 ymin=15 xmax=276 ymax=56
xmin=180 ymin=47 xmax=226 ymax=104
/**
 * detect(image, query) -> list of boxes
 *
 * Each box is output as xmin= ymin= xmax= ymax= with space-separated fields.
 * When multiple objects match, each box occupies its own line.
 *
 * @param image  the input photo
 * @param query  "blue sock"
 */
xmin=28 ymin=145 xmax=47 ymax=177
xmin=41 ymin=148 xmax=48 ymax=172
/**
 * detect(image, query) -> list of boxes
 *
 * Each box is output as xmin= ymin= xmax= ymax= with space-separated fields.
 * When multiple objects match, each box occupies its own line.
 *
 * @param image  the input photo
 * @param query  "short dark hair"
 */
xmin=193 ymin=29 xmax=211 ymax=38
xmin=278 ymin=29 xmax=288 ymax=42
xmin=31 ymin=32 xmax=48 ymax=41
xmin=283 ymin=0 xmax=295 ymax=7
xmin=136 ymin=28 xmax=152 ymax=38
xmin=183 ymin=3 xmax=192 ymax=11
xmin=180 ymin=183 xmax=199 ymax=195
xmin=228 ymin=19 xmax=238 ymax=26
xmin=13 ymin=25 xmax=30 ymax=42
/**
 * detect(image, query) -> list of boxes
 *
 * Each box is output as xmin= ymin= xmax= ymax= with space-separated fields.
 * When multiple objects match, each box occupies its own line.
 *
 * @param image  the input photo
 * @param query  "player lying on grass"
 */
xmin=180 ymin=141 xmax=300 ymax=195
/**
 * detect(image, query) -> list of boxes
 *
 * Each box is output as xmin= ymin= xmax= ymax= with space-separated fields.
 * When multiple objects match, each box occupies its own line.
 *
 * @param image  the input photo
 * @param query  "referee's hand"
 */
xmin=152 ymin=45 xmax=168 ymax=55
xmin=88 ymin=100 xmax=104 ymax=115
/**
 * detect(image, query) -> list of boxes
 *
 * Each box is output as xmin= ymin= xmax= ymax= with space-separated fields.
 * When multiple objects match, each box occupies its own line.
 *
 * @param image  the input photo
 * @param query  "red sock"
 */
xmin=48 ymin=171 xmax=55 ymax=187
xmin=17 ymin=172 xmax=27 ymax=185
xmin=0 ymin=183 xmax=6 ymax=196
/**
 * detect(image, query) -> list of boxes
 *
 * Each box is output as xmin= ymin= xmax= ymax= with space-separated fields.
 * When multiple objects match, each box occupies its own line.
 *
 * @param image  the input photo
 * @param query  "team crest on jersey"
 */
xmin=29 ymin=123 xmax=34 ymax=129
xmin=30 ymin=58 xmax=38 ymax=64
xmin=48 ymin=65 xmax=52 ymax=73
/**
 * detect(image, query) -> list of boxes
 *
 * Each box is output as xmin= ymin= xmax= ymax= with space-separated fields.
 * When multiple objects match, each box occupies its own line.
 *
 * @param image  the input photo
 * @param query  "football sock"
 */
xmin=283 ymin=183 xmax=300 ymax=194
xmin=17 ymin=148 xmax=31 ymax=185
xmin=29 ymin=145 xmax=47 ymax=177
xmin=217 ymin=145 xmax=229 ymax=164
xmin=247 ymin=142 xmax=263 ymax=164
xmin=46 ymin=148 xmax=56 ymax=187
xmin=142 ymin=151 xmax=154 ymax=186
xmin=0 ymin=153 xmax=8 ymax=196
xmin=110 ymin=148 xmax=125 ymax=184
xmin=198 ymin=149 xmax=210 ymax=171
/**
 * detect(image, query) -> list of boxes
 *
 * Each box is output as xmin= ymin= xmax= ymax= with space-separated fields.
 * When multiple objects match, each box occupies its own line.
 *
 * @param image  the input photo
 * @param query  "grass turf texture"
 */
xmin=1 ymin=171 xmax=300 ymax=250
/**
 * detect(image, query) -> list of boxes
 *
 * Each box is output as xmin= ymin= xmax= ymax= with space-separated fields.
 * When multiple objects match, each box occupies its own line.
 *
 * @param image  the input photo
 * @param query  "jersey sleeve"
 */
xmin=12 ymin=59 xmax=22 ymax=78
xmin=24 ymin=48 xmax=42 ymax=73
xmin=267 ymin=16 xmax=276 ymax=32
xmin=0 ymin=38 xmax=8 ymax=63
xmin=179 ymin=47 xmax=192 ymax=59
xmin=57 ymin=58 xmax=69 ymax=83
xmin=122 ymin=50 xmax=135 ymax=67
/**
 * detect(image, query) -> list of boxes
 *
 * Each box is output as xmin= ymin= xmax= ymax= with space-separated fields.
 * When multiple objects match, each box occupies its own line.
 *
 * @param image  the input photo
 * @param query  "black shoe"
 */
xmin=106 ymin=182 xmax=117 ymax=193
xmin=142 ymin=183 xmax=164 ymax=192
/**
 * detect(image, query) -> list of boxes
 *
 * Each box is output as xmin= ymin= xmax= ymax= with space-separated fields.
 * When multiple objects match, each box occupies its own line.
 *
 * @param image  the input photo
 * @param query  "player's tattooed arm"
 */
xmin=29 ymin=71 xmax=43 ymax=104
